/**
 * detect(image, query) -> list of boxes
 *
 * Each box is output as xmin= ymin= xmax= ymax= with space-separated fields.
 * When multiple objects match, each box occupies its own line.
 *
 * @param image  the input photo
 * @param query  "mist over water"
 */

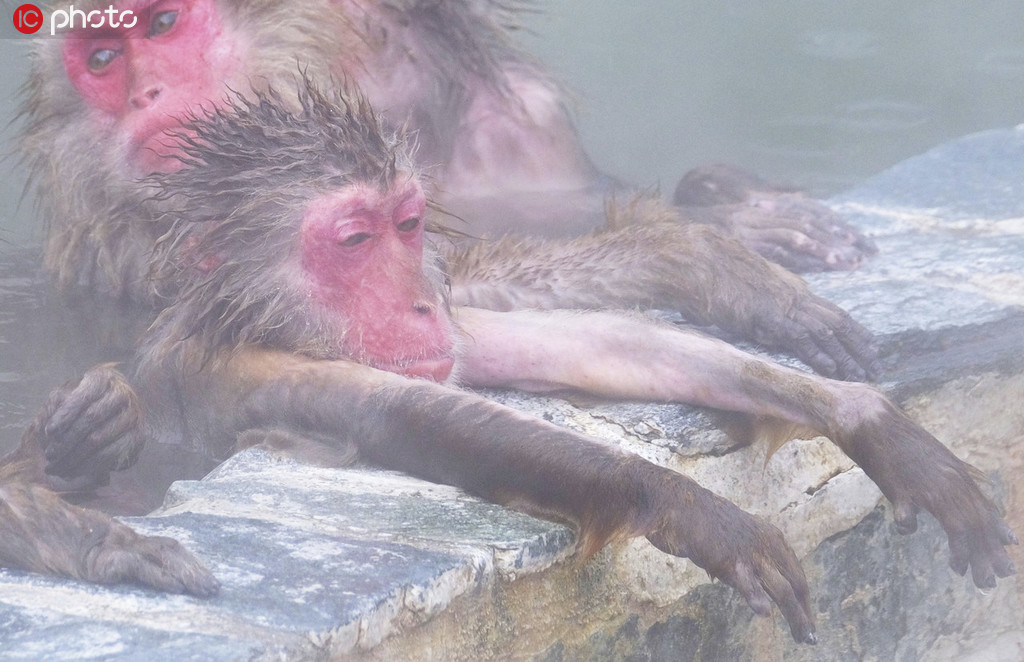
xmin=0 ymin=1 xmax=1023 ymax=452
xmin=516 ymin=0 xmax=1024 ymax=195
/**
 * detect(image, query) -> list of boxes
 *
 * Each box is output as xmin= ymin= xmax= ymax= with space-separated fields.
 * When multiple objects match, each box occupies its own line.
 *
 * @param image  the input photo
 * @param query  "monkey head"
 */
xmin=27 ymin=0 xmax=351 ymax=177
xmin=57 ymin=0 xmax=244 ymax=173
xmin=147 ymin=84 xmax=457 ymax=383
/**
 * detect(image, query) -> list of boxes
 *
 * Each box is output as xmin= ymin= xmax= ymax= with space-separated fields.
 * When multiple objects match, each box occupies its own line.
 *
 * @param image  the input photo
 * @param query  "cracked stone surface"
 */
xmin=1 ymin=128 xmax=1023 ymax=660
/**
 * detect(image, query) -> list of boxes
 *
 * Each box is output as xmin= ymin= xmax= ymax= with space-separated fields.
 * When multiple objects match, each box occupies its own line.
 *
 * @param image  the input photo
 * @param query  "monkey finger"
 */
xmin=136 ymin=537 xmax=221 ymax=598
xmin=970 ymin=557 xmax=998 ymax=591
xmin=766 ymin=320 xmax=840 ymax=377
xmin=66 ymin=396 xmax=141 ymax=453
xmin=947 ymin=533 xmax=971 ymax=577
xmin=835 ymin=321 xmax=880 ymax=378
xmin=40 ymin=383 xmax=91 ymax=438
xmin=44 ymin=387 xmax=137 ymax=462
xmin=726 ymin=552 xmax=816 ymax=644
xmin=891 ymin=499 xmax=920 ymax=535
xmin=758 ymin=228 xmax=866 ymax=271
xmin=760 ymin=195 xmax=874 ymax=253
xmin=1000 ymin=524 xmax=1019 ymax=546
xmin=97 ymin=534 xmax=220 ymax=597
xmin=729 ymin=563 xmax=774 ymax=618
xmin=973 ymin=522 xmax=1017 ymax=581
xmin=756 ymin=562 xmax=817 ymax=645
xmin=43 ymin=368 xmax=131 ymax=439
xmin=707 ymin=517 xmax=815 ymax=644
xmin=794 ymin=304 xmax=879 ymax=380
xmin=45 ymin=408 xmax=142 ymax=478
xmin=786 ymin=309 xmax=868 ymax=381
xmin=993 ymin=551 xmax=1017 ymax=578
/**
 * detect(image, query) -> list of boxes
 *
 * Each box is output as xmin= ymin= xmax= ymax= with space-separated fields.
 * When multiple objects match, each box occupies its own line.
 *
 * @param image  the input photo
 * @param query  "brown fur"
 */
xmin=5 ymin=4 xmax=1012 ymax=643
xmin=0 ymin=368 xmax=218 ymax=595
xmin=22 ymin=0 xmax=871 ymax=319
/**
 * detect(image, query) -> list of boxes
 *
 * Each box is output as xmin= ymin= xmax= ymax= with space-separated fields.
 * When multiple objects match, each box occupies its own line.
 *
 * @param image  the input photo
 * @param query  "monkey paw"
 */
xmin=37 ymin=364 xmax=145 ymax=489
xmin=674 ymin=164 xmax=877 ymax=273
xmin=844 ymin=397 xmax=1018 ymax=590
xmin=748 ymin=286 xmax=880 ymax=382
xmin=646 ymin=489 xmax=817 ymax=644
xmin=87 ymin=522 xmax=220 ymax=597
xmin=727 ymin=194 xmax=878 ymax=273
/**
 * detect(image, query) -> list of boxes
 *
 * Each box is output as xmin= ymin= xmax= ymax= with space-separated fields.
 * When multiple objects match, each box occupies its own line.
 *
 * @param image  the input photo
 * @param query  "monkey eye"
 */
xmin=87 ymin=48 xmax=119 ymax=72
xmin=397 ymin=217 xmax=421 ymax=233
xmin=339 ymin=232 xmax=373 ymax=247
xmin=148 ymin=10 xmax=178 ymax=37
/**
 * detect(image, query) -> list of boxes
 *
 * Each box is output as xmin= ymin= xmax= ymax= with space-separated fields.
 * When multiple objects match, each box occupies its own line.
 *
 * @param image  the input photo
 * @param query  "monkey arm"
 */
xmin=447 ymin=219 xmax=878 ymax=381
xmin=456 ymin=306 xmax=1018 ymax=590
xmin=0 ymin=474 xmax=218 ymax=597
xmin=0 ymin=409 xmax=217 ymax=597
xmin=181 ymin=348 xmax=815 ymax=643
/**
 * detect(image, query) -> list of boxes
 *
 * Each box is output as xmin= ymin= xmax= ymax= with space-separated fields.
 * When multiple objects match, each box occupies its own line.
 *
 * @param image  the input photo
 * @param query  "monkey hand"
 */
xmin=839 ymin=396 xmax=1018 ymax=590
xmin=83 ymin=521 xmax=221 ymax=597
xmin=674 ymin=164 xmax=877 ymax=273
xmin=35 ymin=364 xmax=145 ymax=491
xmin=715 ymin=195 xmax=877 ymax=273
xmin=0 ymin=480 xmax=219 ymax=597
xmin=646 ymin=485 xmax=817 ymax=644
xmin=740 ymin=278 xmax=879 ymax=382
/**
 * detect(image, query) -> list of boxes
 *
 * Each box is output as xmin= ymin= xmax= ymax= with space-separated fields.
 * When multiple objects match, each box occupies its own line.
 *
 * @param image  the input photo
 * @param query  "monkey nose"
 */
xmin=130 ymin=85 xmax=163 ymax=110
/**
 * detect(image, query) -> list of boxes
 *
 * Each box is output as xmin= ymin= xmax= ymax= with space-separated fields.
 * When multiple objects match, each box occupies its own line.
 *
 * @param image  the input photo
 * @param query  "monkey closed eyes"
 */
xmin=2 ymin=84 xmax=1014 ymax=645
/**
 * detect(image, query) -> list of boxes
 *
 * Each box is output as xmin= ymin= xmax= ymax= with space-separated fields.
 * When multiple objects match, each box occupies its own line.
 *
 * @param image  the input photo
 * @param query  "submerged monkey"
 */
xmin=1 ymin=84 xmax=1015 ymax=645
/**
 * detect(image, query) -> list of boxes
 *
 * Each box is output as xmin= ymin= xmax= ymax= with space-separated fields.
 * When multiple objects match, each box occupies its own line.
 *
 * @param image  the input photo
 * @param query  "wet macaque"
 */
xmin=22 ymin=0 xmax=870 ymax=325
xmin=3 ymin=86 xmax=1015 ymax=644
xmin=20 ymin=0 xmax=878 ymax=379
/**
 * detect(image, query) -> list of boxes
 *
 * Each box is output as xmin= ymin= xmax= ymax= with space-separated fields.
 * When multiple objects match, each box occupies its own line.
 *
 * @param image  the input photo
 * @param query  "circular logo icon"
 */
xmin=13 ymin=4 xmax=43 ymax=34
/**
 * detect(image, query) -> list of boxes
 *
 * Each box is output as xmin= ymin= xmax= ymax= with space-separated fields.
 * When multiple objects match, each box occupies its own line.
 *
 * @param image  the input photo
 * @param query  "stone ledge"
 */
xmin=1 ymin=128 xmax=1023 ymax=660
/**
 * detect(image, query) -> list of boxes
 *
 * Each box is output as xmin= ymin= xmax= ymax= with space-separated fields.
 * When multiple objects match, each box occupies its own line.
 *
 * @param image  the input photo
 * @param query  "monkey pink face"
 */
xmin=300 ymin=178 xmax=456 ymax=382
xmin=60 ymin=0 xmax=246 ymax=173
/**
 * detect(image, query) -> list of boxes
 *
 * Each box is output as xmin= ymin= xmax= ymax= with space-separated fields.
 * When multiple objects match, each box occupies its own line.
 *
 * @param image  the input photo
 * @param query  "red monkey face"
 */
xmin=60 ymin=0 xmax=246 ymax=173
xmin=300 ymin=178 xmax=457 ymax=382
